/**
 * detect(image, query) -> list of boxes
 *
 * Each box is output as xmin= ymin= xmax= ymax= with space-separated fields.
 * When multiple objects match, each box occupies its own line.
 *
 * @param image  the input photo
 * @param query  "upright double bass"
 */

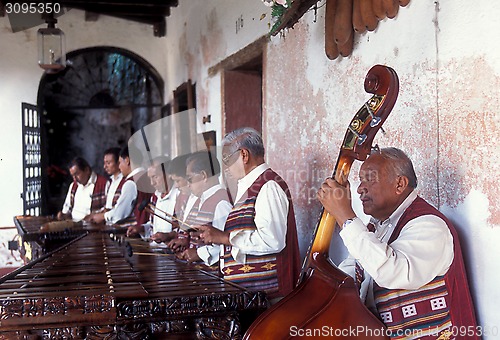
xmin=244 ymin=65 xmax=399 ymax=339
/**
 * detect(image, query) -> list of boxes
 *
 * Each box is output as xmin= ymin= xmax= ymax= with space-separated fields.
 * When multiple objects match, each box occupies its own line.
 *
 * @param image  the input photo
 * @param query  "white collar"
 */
xmin=126 ymin=167 xmax=144 ymax=180
xmin=111 ymin=172 xmax=123 ymax=182
xmin=199 ymin=183 xmax=223 ymax=205
xmin=236 ymin=163 xmax=269 ymax=202
xmin=156 ymin=186 xmax=179 ymax=202
xmin=81 ymin=171 xmax=97 ymax=188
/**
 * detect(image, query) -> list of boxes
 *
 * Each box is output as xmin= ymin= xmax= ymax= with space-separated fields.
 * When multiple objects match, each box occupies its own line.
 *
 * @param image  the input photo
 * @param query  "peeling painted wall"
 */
xmin=163 ymin=0 xmax=500 ymax=335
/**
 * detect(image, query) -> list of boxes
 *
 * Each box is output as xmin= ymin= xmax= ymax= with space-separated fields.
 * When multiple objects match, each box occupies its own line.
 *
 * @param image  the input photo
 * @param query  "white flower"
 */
xmin=275 ymin=0 xmax=289 ymax=7
xmin=262 ymin=0 xmax=274 ymax=7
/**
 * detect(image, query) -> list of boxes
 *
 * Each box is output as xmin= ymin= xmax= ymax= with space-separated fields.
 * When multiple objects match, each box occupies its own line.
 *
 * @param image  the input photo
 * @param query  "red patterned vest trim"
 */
xmin=148 ymin=194 xmax=159 ymax=223
xmin=111 ymin=182 xmax=122 ymax=207
xmin=134 ymin=170 xmax=153 ymax=225
xmin=70 ymin=174 xmax=108 ymax=213
xmin=112 ymin=177 xmax=128 ymax=206
xmin=172 ymin=192 xmax=190 ymax=231
xmin=112 ymin=175 xmax=152 ymax=225
xmin=373 ymin=197 xmax=478 ymax=340
xmin=222 ymin=168 xmax=300 ymax=299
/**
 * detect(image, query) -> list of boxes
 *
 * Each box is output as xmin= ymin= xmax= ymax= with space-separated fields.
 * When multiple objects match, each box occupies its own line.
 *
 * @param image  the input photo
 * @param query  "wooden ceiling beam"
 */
xmin=0 ymin=0 xmax=176 ymax=36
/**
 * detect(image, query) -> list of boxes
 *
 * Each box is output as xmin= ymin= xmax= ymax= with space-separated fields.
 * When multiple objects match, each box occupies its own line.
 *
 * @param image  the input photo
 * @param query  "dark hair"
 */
xmin=186 ymin=150 xmax=220 ymax=177
xmin=119 ymin=145 xmax=129 ymax=159
xmin=104 ymin=147 xmax=121 ymax=163
xmin=69 ymin=156 xmax=90 ymax=171
xmin=167 ymin=153 xmax=191 ymax=177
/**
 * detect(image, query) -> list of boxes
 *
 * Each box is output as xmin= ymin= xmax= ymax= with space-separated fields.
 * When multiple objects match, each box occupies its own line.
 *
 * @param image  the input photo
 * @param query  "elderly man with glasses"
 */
xmin=196 ymin=127 xmax=300 ymax=302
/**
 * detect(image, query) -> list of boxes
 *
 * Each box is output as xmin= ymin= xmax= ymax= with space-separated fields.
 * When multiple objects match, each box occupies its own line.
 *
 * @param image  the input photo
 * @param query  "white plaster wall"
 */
xmin=437 ymin=1 xmax=500 ymax=333
xmin=0 ymin=9 xmax=168 ymax=231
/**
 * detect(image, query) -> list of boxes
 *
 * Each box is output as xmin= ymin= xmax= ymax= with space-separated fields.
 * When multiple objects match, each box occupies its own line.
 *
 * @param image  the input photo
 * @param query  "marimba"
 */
xmin=1 ymin=221 xmax=267 ymax=339
xmin=14 ymin=215 xmax=123 ymax=262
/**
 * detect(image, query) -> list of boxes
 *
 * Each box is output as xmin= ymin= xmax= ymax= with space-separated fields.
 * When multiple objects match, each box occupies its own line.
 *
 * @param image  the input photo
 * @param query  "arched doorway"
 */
xmin=37 ymin=46 xmax=164 ymax=214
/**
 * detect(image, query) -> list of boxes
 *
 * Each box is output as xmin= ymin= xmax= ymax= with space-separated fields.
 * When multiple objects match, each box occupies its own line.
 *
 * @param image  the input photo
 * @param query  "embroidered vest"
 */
xmin=134 ymin=170 xmax=153 ymax=225
xmin=69 ymin=174 xmax=107 ymax=213
xmin=148 ymin=194 xmax=159 ymax=223
xmin=373 ymin=197 xmax=478 ymax=339
xmin=173 ymin=191 xmax=190 ymax=226
xmin=181 ymin=189 xmax=230 ymax=249
xmin=112 ymin=175 xmax=152 ymax=225
xmin=110 ymin=176 xmax=136 ymax=224
xmin=112 ymin=176 xmax=128 ymax=206
xmin=222 ymin=168 xmax=300 ymax=299
xmin=111 ymin=180 xmax=123 ymax=207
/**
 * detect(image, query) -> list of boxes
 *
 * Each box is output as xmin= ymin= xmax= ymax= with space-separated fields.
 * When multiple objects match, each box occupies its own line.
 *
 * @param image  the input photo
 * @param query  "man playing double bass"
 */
xmin=318 ymin=147 xmax=478 ymax=339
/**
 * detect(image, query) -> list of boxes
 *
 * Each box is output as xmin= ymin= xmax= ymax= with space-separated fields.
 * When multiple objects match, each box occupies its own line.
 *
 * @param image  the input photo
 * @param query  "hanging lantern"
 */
xmin=37 ymin=16 xmax=66 ymax=73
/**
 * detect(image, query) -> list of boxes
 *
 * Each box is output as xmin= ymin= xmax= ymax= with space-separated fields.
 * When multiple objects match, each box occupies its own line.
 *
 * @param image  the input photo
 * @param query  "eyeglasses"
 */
xmin=222 ymin=149 xmax=241 ymax=166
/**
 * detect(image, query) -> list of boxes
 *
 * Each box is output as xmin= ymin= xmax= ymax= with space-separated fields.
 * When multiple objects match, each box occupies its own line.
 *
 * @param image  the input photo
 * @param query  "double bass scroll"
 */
xmin=244 ymin=65 xmax=399 ymax=339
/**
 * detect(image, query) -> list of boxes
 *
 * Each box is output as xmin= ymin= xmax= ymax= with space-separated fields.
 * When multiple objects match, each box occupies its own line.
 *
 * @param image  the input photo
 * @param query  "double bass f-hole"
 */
xmin=243 ymin=65 xmax=399 ymax=340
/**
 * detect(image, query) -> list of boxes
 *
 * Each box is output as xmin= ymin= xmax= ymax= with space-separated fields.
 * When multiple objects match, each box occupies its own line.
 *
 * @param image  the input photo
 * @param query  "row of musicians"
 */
xmin=56 ymin=127 xmax=301 ymax=301
xmin=55 ymin=126 xmax=479 ymax=337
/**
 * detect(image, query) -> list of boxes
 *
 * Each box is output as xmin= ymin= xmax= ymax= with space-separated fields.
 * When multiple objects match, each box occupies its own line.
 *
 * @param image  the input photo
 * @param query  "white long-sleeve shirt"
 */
xmin=143 ymin=187 xmax=179 ymax=236
xmin=228 ymin=163 xmax=289 ymax=264
xmin=338 ymin=190 xmax=454 ymax=309
xmin=104 ymin=168 xmax=141 ymax=224
xmin=61 ymin=172 xmax=99 ymax=222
